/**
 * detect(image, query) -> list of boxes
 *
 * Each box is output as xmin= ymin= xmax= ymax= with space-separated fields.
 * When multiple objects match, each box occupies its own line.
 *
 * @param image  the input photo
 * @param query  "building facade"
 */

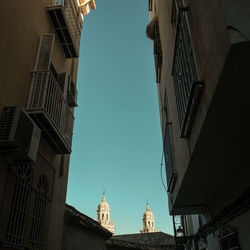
xmin=63 ymin=204 xmax=112 ymax=250
xmin=97 ymin=193 xmax=115 ymax=234
xmin=0 ymin=0 xmax=95 ymax=249
xmin=146 ymin=0 xmax=250 ymax=249
xmin=140 ymin=203 xmax=158 ymax=233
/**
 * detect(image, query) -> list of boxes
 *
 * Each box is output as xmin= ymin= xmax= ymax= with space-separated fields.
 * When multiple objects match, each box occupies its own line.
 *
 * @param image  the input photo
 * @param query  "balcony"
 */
xmin=26 ymin=71 xmax=74 ymax=154
xmin=47 ymin=0 xmax=82 ymax=58
xmin=172 ymin=8 xmax=202 ymax=138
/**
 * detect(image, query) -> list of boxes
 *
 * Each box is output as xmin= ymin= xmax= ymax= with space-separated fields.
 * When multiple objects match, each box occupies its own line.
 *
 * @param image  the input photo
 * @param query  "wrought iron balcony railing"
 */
xmin=172 ymin=8 xmax=203 ymax=138
xmin=47 ymin=0 xmax=82 ymax=58
xmin=27 ymin=71 xmax=74 ymax=154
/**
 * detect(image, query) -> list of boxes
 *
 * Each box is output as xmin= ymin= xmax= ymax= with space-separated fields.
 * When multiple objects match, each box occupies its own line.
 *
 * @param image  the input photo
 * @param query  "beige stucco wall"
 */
xmin=149 ymin=0 xmax=250 ymax=215
xmin=0 ymin=0 xmax=80 ymax=249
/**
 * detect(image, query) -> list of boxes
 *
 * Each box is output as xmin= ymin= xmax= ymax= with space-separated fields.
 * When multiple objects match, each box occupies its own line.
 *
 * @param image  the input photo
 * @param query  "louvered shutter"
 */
xmin=33 ymin=34 xmax=55 ymax=71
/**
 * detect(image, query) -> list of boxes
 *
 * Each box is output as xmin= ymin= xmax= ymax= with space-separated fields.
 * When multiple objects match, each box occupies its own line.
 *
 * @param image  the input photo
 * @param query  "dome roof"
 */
xmin=97 ymin=193 xmax=110 ymax=211
xmin=143 ymin=204 xmax=154 ymax=218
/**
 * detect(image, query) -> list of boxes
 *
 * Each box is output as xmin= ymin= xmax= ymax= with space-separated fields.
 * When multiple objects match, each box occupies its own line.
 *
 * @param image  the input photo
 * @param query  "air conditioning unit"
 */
xmin=0 ymin=106 xmax=41 ymax=163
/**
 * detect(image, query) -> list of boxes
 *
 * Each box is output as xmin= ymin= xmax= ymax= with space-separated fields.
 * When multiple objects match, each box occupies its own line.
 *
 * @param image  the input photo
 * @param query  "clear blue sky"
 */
xmin=66 ymin=0 xmax=174 ymax=235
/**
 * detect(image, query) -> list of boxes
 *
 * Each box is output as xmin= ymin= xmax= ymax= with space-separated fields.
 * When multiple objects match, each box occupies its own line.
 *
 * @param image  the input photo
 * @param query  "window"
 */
xmin=218 ymin=225 xmax=240 ymax=250
xmin=153 ymin=21 xmax=162 ymax=83
xmin=148 ymin=222 xmax=150 ymax=226
xmin=172 ymin=7 xmax=202 ymax=138
xmin=29 ymin=176 xmax=48 ymax=250
xmin=148 ymin=0 xmax=152 ymax=11
xmin=6 ymin=164 xmax=32 ymax=247
xmin=102 ymin=214 xmax=104 ymax=220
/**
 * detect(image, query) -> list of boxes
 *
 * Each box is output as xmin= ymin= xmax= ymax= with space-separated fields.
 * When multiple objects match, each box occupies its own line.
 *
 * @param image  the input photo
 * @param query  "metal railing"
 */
xmin=48 ymin=0 xmax=81 ymax=57
xmin=171 ymin=0 xmax=183 ymax=27
xmin=63 ymin=0 xmax=81 ymax=54
xmin=172 ymin=8 xmax=202 ymax=137
xmin=27 ymin=71 xmax=74 ymax=150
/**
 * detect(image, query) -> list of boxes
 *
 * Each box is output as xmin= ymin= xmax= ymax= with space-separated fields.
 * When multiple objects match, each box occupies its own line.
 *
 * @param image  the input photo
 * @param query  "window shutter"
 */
xmin=34 ymin=34 xmax=55 ymax=71
xmin=57 ymin=72 xmax=68 ymax=97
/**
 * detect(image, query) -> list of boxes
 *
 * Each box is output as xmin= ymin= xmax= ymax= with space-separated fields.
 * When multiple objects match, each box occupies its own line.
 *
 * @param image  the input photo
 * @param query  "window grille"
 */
xmin=171 ymin=0 xmax=184 ymax=28
xmin=218 ymin=225 xmax=240 ymax=250
xmin=5 ymin=164 xmax=32 ymax=247
xmin=29 ymin=176 xmax=48 ymax=250
xmin=153 ymin=21 xmax=162 ymax=83
xmin=172 ymin=7 xmax=202 ymax=138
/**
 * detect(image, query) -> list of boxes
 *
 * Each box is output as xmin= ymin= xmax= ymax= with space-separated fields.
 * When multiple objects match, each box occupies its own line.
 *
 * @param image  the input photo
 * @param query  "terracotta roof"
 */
xmin=107 ymin=232 xmax=176 ymax=249
xmin=65 ymin=203 xmax=112 ymax=238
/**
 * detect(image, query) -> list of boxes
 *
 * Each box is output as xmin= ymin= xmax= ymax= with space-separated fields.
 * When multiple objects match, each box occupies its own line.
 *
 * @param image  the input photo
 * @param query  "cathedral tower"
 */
xmin=140 ymin=202 xmax=158 ymax=233
xmin=97 ymin=192 xmax=115 ymax=233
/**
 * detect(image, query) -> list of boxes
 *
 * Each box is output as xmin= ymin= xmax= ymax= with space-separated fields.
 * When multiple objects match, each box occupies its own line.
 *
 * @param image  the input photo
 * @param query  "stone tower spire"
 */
xmin=97 ymin=192 xmax=115 ymax=233
xmin=140 ymin=202 xmax=158 ymax=233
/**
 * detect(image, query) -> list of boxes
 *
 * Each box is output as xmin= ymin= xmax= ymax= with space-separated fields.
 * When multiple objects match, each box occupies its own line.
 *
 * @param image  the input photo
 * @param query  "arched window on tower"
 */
xmin=106 ymin=214 xmax=108 ymax=220
xmin=29 ymin=176 xmax=48 ymax=250
xmin=148 ymin=221 xmax=150 ymax=227
xmin=102 ymin=214 xmax=104 ymax=220
xmin=5 ymin=164 xmax=32 ymax=247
